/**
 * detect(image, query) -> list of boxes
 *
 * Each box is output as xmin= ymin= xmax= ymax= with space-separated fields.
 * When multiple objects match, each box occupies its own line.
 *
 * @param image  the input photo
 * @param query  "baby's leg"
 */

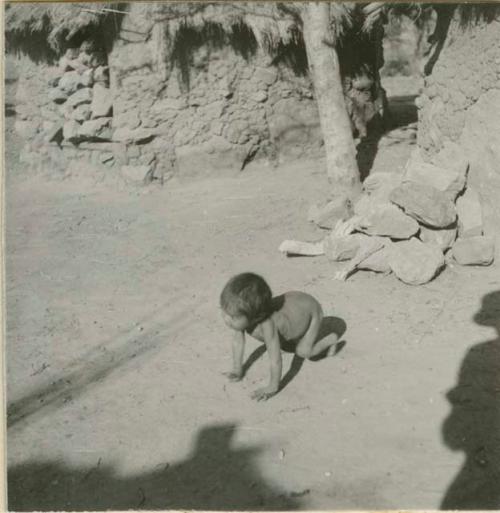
xmin=295 ymin=308 xmax=340 ymax=359
xmin=313 ymin=331 xmax=340 ymax=357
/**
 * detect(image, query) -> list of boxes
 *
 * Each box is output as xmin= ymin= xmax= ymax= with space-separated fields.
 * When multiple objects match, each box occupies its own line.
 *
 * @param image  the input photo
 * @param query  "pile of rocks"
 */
xmin=280 ymin=142 xmax=495 ymax=285
xmin=49 ymin=42 xmax=113 ymax=144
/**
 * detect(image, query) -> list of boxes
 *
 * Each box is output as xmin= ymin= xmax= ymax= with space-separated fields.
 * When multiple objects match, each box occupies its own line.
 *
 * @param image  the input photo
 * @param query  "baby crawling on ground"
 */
xmin=220 ymin=272 xmax=339 ymax=401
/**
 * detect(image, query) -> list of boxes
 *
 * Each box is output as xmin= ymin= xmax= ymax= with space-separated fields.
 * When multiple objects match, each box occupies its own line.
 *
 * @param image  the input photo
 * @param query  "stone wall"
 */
xmin=416 ymin=16 xmax=500 ymax=187
xmin=14 ymin=50 xmax=121 ymax=176
xmin=13 ymin=3 xmax=324 ymax=182
xmin=14 ymin=56 xmax=64 ymax=173
xmin=108 ymin=3 xmax=324 ymax=180
xmin=11 ymin=3 xmax=410 ymax=183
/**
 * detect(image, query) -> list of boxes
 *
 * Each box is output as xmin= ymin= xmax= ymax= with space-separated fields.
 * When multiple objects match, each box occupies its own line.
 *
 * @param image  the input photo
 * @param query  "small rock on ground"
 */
xmin=356 ymin=202 xmax=419 ymax=239
xmin=451 ymin=236 xmax=495 ymax=266
xmin=388 ymin=238 xmax=445 ymax=285
xmin=323 ymin=233 xmax=360 ymax=262
xmin=308 ymin=196 xmax=353 ymax=229
xmin=403 ymin=147 xmax=467 ymax=199
xmin=358 ymin=245 xmax=392 ymax=274
xmin=456 ymin=187 xmax=483 ymax=238
xmin=390 ymin=182 xmax=457 ymax=228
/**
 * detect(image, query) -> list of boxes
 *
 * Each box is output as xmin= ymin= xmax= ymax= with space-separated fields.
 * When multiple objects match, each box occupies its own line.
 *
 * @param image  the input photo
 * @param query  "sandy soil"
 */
xmin=5 ymin=71 xmax=500 ymax=510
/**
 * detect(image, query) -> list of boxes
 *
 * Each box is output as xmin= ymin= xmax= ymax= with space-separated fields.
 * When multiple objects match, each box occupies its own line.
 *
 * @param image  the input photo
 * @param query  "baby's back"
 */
xmin=272 ymin=291 xmax=322 ymax=342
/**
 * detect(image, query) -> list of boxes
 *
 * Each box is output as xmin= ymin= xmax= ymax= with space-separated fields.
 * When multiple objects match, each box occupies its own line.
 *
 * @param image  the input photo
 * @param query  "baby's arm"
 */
xmin=251 ymin=318 xmax=282 ymax=401
xmin=225 ymin=330 xmax=245 ymax=381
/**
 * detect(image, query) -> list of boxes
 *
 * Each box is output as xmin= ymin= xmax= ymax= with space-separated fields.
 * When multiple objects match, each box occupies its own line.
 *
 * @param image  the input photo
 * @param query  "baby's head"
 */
xmin=220 ymin=273 xmax=273 ymax=330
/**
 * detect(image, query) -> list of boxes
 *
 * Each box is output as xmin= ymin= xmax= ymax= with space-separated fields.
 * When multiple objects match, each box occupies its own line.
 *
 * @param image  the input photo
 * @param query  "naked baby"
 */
xmin=220 ymin=272 xmax=339 ymax=401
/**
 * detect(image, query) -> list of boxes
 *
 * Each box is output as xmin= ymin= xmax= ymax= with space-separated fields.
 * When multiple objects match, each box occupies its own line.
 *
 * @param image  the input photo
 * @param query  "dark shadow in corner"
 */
xmin=424 ymin=4 xmax=454 ymax=76
xmin=8 ymin=423 xmax=305 ymax=511
xmin=357 ymin=129 xmax=384 ymax=183
xmin=386 ymin=95 xmax=418 ymax=130
xmin=440 ymin=290 xmax=500 ymax=509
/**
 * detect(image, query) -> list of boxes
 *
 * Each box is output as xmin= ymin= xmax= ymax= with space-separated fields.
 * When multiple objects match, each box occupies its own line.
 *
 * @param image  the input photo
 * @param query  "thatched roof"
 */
xmin=361 ymin=2 xmax=500 ymax=32
xmin=4 ymin=2 xmax=356 ymax=63
xmin=145 ymin=2 xmax=361 ymax=86
xmin=5 ymin=2 xmax=122 ymax=61
xmin=9 ymin=1 xmax=498 ymax=72
xmin=149 ymin=2 xmax=356 ymax=50
xmin=6 ymin=1 xmax=500 ymax=58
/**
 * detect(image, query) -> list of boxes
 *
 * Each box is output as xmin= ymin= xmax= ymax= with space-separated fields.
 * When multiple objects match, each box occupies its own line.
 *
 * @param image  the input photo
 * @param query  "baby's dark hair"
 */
xmin=220 ymin=273 xmax=273 ymax=323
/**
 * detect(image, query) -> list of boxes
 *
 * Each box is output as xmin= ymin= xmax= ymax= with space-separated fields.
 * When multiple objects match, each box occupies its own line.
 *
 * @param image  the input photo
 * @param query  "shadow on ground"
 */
xmin=441 ymin=290 xmax=500 ymax=509
xmin=357 ymin=94 xmax=418 ymax=180
xmin=8 ymin=423 xmax=305 ymax=511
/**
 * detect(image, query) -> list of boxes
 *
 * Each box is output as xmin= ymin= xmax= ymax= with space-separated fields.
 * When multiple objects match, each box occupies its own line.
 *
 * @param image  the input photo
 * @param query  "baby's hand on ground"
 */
xmin=223 ymin=371 xmax=243 ymax=382
xmin=251 ymin=385 xmax=278 ymax=401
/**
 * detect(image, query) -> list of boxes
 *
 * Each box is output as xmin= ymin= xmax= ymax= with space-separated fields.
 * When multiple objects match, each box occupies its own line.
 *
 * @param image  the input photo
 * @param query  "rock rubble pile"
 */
xmin=280 ymin=142 xmax=495 ymax=285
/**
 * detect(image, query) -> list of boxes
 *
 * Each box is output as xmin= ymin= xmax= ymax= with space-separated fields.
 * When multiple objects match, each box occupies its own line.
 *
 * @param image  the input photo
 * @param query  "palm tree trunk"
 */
xmin=302 ymin=2 xmax=361 ymax=200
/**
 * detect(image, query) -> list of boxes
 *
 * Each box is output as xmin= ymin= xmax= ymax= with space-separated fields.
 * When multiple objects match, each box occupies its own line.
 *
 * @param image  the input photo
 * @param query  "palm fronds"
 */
xmin=5 ymin=2 xmax=360 ymax=64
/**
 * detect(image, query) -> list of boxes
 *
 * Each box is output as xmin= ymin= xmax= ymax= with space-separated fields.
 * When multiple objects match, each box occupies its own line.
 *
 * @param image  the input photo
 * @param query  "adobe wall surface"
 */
xmin=109 ymin=6 xmax=321 ymax=178
xmin=12 ymin=3 xmax=323 ymax=181
xmin=417 ymin=17 xmax=500 ymax=187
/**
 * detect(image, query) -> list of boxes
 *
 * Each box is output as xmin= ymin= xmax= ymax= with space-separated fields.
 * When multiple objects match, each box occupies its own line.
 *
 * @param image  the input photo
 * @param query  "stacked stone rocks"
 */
xmin=12 ymin=2 xmax=339 ymax=183
xmin=390 ymin=144 xmax=495 ymax=271
xmin=283 ymin=142 xmax=495 ymax=285
xmin=15 ymin=35 xmax=325 ymax=182
xmin=49 ymin=42 xmax=113 ymax=145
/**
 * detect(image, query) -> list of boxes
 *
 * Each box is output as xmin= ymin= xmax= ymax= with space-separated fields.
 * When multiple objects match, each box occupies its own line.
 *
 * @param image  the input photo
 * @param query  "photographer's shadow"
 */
xmin=243 ymin=316 xmax=347 ymax=392
xmin=441 ymin=291 xmax=500 ymax=509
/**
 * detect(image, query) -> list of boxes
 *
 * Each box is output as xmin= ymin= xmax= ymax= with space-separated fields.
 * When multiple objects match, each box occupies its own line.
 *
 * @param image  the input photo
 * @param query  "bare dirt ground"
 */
xmin=5 ymin=68 xmax=500 ymax=510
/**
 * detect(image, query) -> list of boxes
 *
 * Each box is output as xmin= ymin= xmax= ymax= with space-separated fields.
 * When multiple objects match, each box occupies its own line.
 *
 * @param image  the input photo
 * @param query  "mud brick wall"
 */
xmin=15 ymin=46 xmax=119 ymax=175
xmin=14 ymin=56 xmax=63 ymax=172
xmin=13 ymin=2 xmax=323 ymax=180
xmin=111 ymin=50 xmax=321 ymax=177
xmin=417 ymin=17 xmax=500 ymax=187
xmin=109 ymin=4 xmax=321 ymax=179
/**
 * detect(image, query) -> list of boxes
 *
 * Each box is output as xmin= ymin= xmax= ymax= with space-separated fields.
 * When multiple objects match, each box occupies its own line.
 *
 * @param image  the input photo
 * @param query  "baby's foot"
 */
xmin=327 ymin=340 xmax=345 ymax=357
